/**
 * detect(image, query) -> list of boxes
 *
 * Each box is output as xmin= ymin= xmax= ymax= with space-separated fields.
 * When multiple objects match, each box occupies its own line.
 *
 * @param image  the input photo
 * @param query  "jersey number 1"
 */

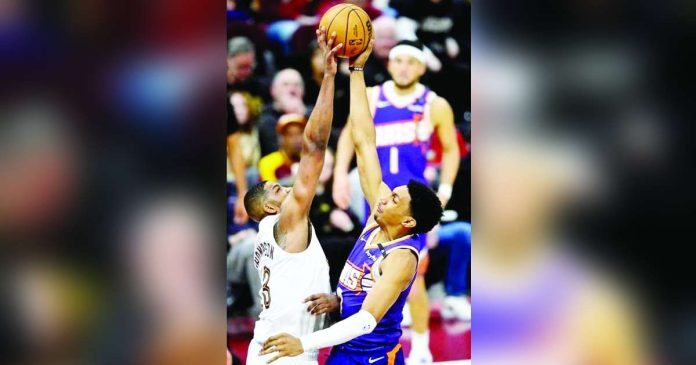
xmin=262 ymin=266 xmax=271 ymax=309
xmin=390 ymin=147 xmax=399 ymax=174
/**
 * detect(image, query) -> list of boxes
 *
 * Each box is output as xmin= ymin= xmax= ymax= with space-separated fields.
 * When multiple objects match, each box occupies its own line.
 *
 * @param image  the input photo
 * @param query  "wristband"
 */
xmin=349 ymin=66 xmax=364 ymax=72
xmin=438 ymin=184 xmax=453 ymax=200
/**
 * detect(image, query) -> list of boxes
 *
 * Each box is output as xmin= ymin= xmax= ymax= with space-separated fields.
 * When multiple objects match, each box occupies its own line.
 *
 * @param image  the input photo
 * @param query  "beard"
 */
xmin=393 ymin=78 xmax=419 ymax=90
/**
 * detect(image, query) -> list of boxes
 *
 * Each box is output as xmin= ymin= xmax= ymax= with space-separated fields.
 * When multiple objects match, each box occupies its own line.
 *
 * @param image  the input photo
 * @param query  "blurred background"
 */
xmin=474 ymin=1 xmax=695 ymax=364
xmin=2 ymin=0 xmax=695 ymax=364
xmin=0 ymin=0 xmax=226 ymax=364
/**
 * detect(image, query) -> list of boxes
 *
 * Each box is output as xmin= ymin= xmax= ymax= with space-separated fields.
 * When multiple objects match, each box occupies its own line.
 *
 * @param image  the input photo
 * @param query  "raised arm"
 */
xmin=332 ymin=118 xmax=355 ymax=210
xmin=277 ymin=28 xmax=342 ymax=243
xmin=332 ymin=88 xmax=376 ymax=210
xmin=347 ymin=40 xmax=389 ymax=211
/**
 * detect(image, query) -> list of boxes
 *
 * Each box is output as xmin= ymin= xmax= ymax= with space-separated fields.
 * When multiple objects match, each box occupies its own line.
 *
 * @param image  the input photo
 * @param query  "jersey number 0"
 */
xmin=262 ymin=266 xmax=271 ymax=309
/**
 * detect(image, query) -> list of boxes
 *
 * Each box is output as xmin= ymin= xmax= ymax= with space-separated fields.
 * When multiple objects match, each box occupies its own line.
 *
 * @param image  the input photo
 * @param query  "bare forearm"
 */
xmin=334 ymin=121 xmax=355 ymax=176
xmin=349 ymin=72 xmax=374 ymax=151
xmin=305 ymin=75 xmax=335 ymax=146
xmin=439 ymin=148 xmax=460 ymax=187
xmin=228 ymin=133 xmax=248 ymax=194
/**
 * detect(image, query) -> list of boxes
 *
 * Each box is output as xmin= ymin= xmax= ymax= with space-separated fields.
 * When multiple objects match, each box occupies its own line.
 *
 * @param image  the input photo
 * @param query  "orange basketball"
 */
xmin=319 ymin=3 xmax=373 ymax=58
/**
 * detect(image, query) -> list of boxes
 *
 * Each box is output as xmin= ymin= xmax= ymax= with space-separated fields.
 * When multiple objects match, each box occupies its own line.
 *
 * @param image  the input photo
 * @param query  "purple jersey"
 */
xmin=336 ymin=224 xmax=421 ymax=352
xmin=372 ymin=81 xmax=436 ymax=188
xmin=360 ymin=81 xmax=435 ymax=251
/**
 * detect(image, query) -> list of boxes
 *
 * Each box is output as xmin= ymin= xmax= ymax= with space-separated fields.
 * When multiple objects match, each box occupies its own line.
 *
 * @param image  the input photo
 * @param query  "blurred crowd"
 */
xmin=225 ymin=0 xmax=472 ymax=352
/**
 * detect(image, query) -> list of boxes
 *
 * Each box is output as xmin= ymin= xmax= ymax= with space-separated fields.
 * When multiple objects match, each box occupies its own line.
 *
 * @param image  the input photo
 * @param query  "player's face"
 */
xmin=388 ymin=55 xmax=426 ymax=88
xmin=374 ymin=186 xmax=412 ymax=227
xmin=264 ymin=182 xmax=291 ymax=207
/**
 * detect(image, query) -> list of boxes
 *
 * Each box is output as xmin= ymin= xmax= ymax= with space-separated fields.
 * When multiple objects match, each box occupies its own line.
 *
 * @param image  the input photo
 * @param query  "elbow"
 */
xmin=304 ymin=127 xmax=330 ymax=148
xmin=303 ymin=137 xmax=328 ymax=154
xmin=356 ymin=309 xmax=378 ymax=335
xmin=442 ymin=143 xmax=460 ymax=158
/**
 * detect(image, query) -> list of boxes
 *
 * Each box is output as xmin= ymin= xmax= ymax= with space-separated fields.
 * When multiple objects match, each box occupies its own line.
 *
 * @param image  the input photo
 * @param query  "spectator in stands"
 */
xmin=258 ymin=68 xmax=310 ymax=155
xmin=227 ymin=95 xmax=262 ymax=319
xmin=389 ymin=0 xmax=470 ymax=117
xmin=229 ymin=91 xmax=263 ymax=173
xmin=261 ymin=0 xmax=383 ymax=56
xmin=364 ymin=15 xmax=398 ymax=86
xmin=227 ymin=0 xmax=256 ymax=22
xmin=258 ymin=113 xmax=305 ymax=184
xmin=228 ymin=97 xmax=249 ymax=227
xmin=389 ymin=0 xmax=465 ymax=63
xmin=227 ymin=37 xmax=270 ymax=100
xmin=259 ymin=0 xmax=318 ymax=55
xmin=316 ymin=0 xmax=383 ymax=20
xmin=228 ymin=91 xmax=263 ymax=230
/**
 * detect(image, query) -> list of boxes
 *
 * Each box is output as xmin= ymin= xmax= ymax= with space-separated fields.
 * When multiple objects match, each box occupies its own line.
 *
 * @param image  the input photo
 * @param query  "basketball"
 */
xmin=319 ymin=3 xmax=373 ymax=58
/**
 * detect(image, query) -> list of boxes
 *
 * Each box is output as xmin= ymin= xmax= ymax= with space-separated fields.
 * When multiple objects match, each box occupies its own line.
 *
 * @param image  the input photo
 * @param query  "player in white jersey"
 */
xmin=242 ymin=27 xmax=343 ymax=365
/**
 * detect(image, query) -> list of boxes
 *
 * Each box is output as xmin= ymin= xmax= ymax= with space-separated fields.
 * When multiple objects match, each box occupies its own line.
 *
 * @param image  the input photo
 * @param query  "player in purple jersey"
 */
xmin=333 ymin=39 xmax=462 ymax=364
xmin=259 ymin=39 xmax=443 ymax=365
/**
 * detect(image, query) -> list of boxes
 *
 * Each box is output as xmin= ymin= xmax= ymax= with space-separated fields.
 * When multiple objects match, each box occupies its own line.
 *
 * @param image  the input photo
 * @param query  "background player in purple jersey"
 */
xmin=259 ymin=39 xmax=443 ymax=365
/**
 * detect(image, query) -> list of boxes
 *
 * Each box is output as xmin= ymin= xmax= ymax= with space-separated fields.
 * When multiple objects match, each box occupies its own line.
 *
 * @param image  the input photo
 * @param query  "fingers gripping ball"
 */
xmin=319 ymin=3 xmax=372 ymax=58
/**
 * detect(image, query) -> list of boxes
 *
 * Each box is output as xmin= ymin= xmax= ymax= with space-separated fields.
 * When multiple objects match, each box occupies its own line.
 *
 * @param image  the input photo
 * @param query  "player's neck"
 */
xmin=376 ymin=223 xmax=408 ymax=243
xmin=392 ymin=81 xmax=420 ymax=96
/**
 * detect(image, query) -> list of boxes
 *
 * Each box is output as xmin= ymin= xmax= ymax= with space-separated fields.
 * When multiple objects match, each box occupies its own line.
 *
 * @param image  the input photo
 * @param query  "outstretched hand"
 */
xmin=260 ymin=333 xmax=304 ymax=363
xmin=316 ymin=26 xmax=343 ymax=77
xmin=349 ymin=38 xmax=375 ymax=68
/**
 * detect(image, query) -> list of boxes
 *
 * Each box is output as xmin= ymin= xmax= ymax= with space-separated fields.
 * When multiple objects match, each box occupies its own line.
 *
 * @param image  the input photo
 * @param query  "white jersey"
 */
xmin=248 ymin=214 xmax=331 ymax=364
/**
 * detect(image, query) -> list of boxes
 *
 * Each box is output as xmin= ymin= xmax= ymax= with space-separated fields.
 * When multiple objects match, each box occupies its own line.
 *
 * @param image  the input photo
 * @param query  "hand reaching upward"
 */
xmin=349 ymin=38 xmax=375 ymax=68
xmin=316 ymin=26 xmax=343 ymax=77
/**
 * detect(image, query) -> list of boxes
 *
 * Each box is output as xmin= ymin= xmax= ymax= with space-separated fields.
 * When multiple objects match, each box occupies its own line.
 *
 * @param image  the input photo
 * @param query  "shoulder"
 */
xmin=382 ymin=247 xmax=418 ymax=276
xmin=430 ymin=96 xmax=454 ymax=125
xmin=430 ymin=96 xmax=452 ymax=111
xmin=259 ymin=106 xmax=279 ymax=122
xmin=257 ymin=214 xmax=278 ymax=233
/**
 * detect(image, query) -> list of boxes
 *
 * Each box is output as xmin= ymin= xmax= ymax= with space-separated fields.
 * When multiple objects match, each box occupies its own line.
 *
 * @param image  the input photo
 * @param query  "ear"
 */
xmin=418 ymin=62 xmax=427 ymax=76
xmin=401 ymin=217 xmax=416 ymax=229
xmin=263 ymin=202 xmax=279 ymax=215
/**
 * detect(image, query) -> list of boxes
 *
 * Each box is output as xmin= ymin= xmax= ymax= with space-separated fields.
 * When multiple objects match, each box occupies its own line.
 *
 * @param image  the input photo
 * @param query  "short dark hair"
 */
xmin=244 ymin=181 xmax=267 ymax=222
xmin=407 ymin=179 xmax=443 ymax=235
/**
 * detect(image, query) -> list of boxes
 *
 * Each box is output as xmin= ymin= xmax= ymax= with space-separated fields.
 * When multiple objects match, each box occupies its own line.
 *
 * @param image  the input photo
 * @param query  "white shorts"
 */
xmin=246 ymin=340 xmax=318 ymax=365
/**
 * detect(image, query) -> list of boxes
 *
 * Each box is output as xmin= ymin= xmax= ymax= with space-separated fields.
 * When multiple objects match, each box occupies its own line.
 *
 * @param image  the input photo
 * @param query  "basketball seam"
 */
xmin=327 ymin=5 xmax=350 ymax=57
xmin=356 ymin=11 xmax=368 ymax=55
xmin=344 ymin=9 xmax=356 ymax=57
